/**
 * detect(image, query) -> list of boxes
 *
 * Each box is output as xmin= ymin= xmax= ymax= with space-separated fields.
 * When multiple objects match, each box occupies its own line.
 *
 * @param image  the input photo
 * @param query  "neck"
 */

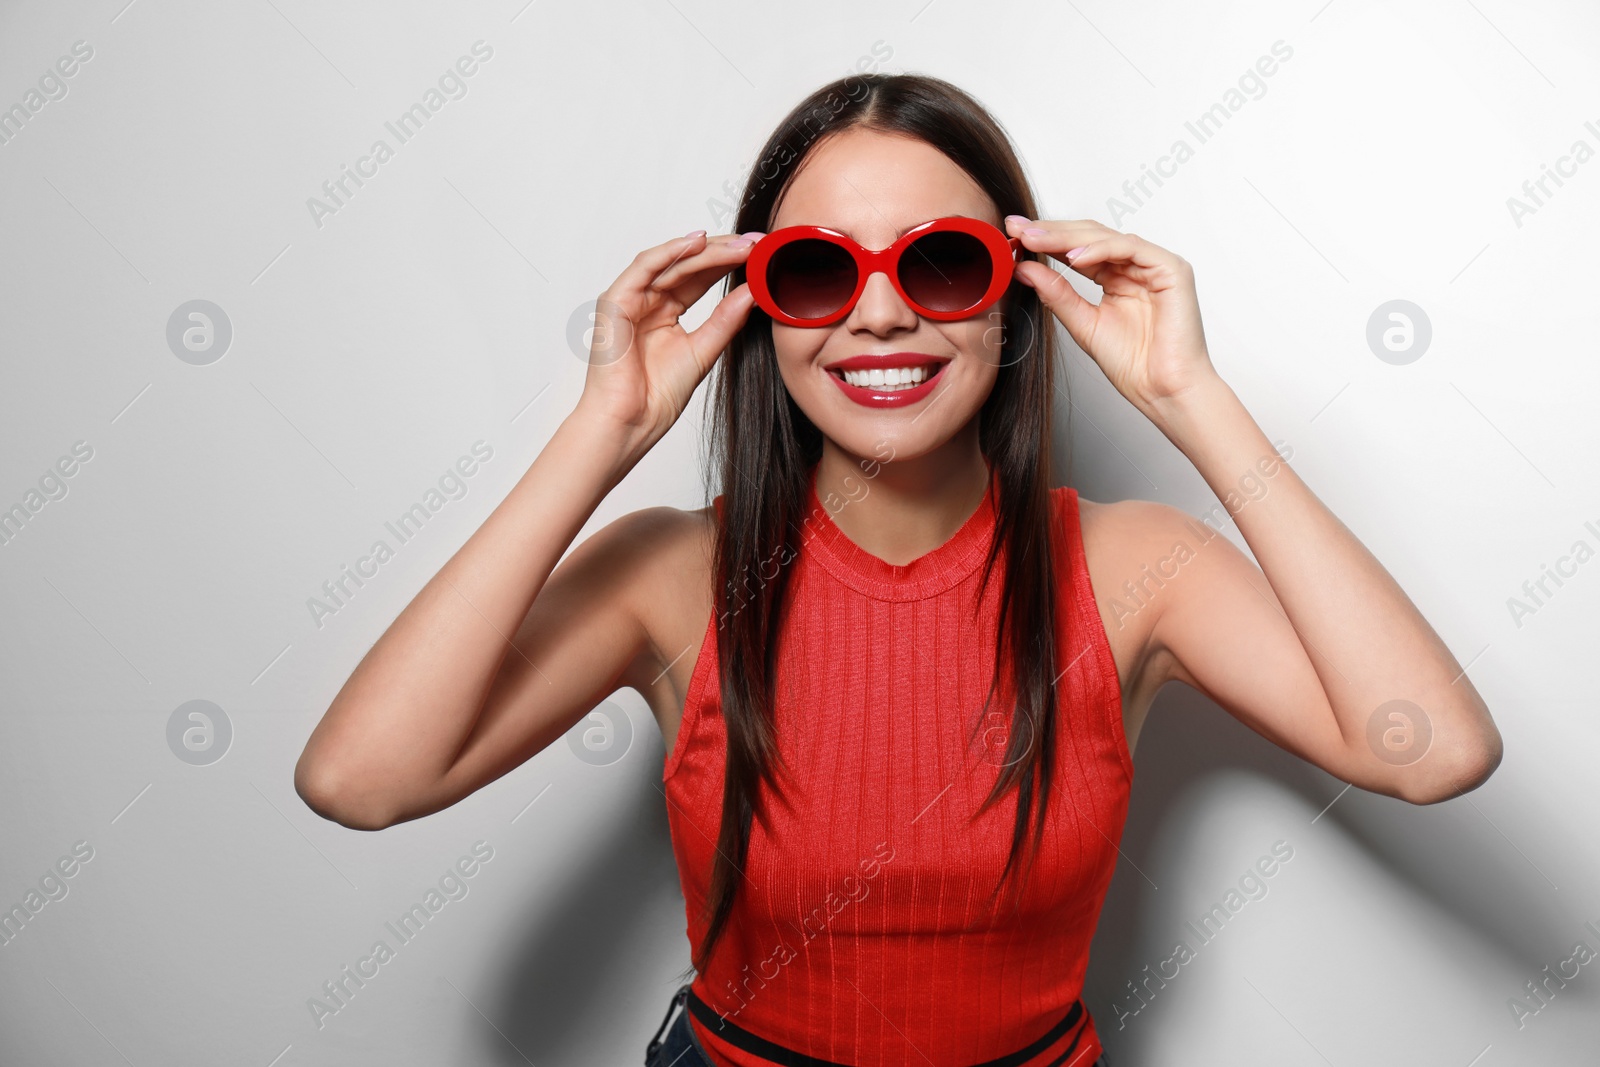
xmin=814 ymin=422 xmax=991 ymax=567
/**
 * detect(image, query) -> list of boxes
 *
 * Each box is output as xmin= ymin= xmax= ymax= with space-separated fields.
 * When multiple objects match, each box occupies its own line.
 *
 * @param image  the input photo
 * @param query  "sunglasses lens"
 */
xmin=898 ymin=231 xmax=993 ymax=313
xmin=767 ymin=238 xmax=858 ymax=321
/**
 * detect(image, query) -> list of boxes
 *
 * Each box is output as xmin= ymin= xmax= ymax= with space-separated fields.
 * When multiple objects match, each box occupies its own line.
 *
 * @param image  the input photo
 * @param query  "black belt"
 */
xmin=650 ymin=981 xmax=1090 ymax=1067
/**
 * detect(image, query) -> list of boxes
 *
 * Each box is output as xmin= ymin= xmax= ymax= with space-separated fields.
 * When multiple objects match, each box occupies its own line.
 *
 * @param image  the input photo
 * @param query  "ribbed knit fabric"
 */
xmin=663 ymin=461 xmax=1133 ymax=1067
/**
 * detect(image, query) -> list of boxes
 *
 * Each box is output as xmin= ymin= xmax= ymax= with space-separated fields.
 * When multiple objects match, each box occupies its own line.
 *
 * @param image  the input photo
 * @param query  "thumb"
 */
xmin=685 ymin=283 xmax=756 ymax=377
xmin=1016 ymin=261 xmax=1096 ymax=348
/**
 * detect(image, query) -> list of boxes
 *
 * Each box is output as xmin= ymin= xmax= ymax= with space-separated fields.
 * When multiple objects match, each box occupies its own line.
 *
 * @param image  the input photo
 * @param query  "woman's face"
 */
xmin=765 ymin=127 xmax=1014 ymax=466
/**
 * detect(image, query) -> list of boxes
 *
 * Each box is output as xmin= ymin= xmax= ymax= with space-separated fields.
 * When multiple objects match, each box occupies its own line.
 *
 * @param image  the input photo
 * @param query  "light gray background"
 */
xmin=2 ymin=1 xmax=1597 ymax=1064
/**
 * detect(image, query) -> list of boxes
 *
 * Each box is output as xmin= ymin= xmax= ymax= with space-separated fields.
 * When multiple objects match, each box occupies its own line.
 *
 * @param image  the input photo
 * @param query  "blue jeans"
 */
xmin=645 ymin=982 xmax=1112 ymax=1067
xmin=645 ymin=983 xmax=718 ymax=1067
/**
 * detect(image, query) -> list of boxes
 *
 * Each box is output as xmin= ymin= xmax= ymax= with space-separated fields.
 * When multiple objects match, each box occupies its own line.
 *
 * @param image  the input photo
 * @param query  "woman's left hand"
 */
xmin=1004 ymin=216 xmax=1218 ymax=416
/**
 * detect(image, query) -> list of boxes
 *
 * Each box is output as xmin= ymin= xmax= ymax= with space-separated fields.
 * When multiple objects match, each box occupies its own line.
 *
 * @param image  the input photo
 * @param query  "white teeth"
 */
xmin=838 ymin=365 xmax=934 ymax=390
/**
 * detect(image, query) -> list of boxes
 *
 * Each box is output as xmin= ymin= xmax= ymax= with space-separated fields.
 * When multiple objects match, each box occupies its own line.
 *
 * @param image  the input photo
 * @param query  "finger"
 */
xmin=1054 ymin=232 xmax=1174 ymax=275
xmin=605 ymin=229 xmax=717 ymax=317
xmin=650 ymin=232 xmax=762 ymax=303
xmin=1006 ymin=218 xmax=1176 ymax=280
xmin=1004 ymin=216 xmax=1119 ymax=241
xmin=1003 ymin=216 xmax=1119 ymax=265
xmin=1013 ymin=260 xmax=1098 ymax=346
xmin=683 ymin=282 xmax=757 ymax=378
xmin=1005 ymin=217 xmax=1121 ymax=286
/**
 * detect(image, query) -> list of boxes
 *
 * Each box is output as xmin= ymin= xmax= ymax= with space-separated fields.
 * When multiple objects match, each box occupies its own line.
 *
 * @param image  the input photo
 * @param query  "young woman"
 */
xmin=294 ymin=74 xmax=1503 ymax=1067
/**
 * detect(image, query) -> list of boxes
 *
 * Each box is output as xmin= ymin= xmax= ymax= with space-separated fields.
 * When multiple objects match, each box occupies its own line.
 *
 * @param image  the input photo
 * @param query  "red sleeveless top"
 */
xmin=662 ymin=463 xmax=1133 ymax=1067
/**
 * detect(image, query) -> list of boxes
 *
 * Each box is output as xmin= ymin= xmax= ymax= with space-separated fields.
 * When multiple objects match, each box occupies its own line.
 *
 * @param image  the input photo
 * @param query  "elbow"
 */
xmin=1398 ymin=728 xmax=1504 ymax=806
xmin=294 ymin=756 xmax=395 ymax=832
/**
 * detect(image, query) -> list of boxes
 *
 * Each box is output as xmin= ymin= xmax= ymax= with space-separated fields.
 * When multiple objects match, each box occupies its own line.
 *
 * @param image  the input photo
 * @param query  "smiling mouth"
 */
xmin=827 ymin=362 xmax=947 ymax=391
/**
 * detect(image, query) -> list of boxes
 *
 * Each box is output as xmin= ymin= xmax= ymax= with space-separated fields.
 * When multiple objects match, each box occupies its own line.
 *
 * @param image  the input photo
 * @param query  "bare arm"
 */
xmin=1008 ymin=217 xmax=1502 ymax=804
xmin=1142 ymin=377 xmax=1502 ymax=804
xmin=294 ymin=228 xmax=757 ymax=829
xmin=295 ymin=414 xmax=637 ymax=830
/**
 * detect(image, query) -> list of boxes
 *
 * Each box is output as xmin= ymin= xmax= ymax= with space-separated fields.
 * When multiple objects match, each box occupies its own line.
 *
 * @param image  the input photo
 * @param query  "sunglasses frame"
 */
xmin=745 ymin=215 xmax=1024 ymax=328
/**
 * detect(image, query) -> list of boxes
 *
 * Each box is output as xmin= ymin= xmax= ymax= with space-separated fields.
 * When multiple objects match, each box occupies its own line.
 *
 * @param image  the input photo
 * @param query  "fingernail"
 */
xmin=1024 ymin=227 xmax=1046 ymax=236
xmin=740 ymin=231 xmax=766 ymax=241
xmin=728 ymin=238 xmax=753 ymax=249
xmin=1004 ymin=215 xmax=1029 ymax=228
xmin=685 ymin=228 xmax=707 ymax=239
xmin=1066 ymin=246 xmax=1086 ymax=259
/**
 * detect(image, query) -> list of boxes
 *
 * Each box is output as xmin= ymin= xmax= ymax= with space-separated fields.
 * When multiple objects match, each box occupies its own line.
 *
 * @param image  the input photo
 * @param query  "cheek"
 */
xmin=949 ymin=319 xmax=1005 ymax=378
xmin=968 ymin=302 xmax=1038 ymax=381
xmin=773 ymin=326 xmax=829 ymax=382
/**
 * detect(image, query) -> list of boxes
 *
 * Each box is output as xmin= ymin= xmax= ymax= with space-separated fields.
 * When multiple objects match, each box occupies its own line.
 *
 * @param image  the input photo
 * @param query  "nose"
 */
xmin=844 ymin=269 xmax=918 ymax=336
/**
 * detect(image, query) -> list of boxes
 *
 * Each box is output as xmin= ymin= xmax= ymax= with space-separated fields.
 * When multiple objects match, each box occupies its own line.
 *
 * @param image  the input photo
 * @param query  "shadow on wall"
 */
xmin=1085 ymin=684 xmax=1594 ymax=1048
xmin=462 ymin=689 xmax=1585 ymax=1062
xmin=478 ymin=730 xmax=688 ymax=1066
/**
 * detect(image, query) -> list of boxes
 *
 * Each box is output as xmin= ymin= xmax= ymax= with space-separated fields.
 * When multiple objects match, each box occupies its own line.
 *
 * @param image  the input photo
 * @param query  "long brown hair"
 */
xmin=693 ymin=72 xmax=1066 ymax=979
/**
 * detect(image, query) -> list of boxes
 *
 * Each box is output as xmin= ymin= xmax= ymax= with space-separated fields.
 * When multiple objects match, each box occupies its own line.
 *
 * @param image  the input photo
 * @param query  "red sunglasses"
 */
xmin=745 ymin=215 xmax=1022 ymax=328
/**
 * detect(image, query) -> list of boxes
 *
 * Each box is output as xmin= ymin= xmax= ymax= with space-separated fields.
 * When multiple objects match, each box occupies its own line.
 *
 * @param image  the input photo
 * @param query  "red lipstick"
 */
xmin=823 ymin=352 xmax=950 ymax=409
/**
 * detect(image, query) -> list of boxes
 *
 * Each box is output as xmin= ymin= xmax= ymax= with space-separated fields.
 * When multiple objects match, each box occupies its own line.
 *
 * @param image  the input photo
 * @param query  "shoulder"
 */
xmin=1072 ymin=494 xmax=1217 ymax=595
xmin=558 ymin=502 xmax=716 ymax=626
xmin=601 ymin=502 xmax=716 ymax=589
xmin=1059 ymin=486 xmax=1198 ymax=557
xmin=604 ymin=500 xmax=716 ymax=543
xmin=562 ymin=503 xmax=698 ymax=570
xmin=1063 ymin=492 xmax=1212 ymax=686
xmin=600 ymin=502 xmax=719 ymax=701
xmin=1073 ymin=494 xmax=1196 ymax=546
xmin=1056 ymin=492 xmax=1203 ymax=643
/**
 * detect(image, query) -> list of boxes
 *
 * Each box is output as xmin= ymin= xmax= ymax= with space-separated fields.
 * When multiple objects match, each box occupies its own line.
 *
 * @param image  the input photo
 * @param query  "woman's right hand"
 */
xmin=574 ymin=229 xmax=761 ymax=464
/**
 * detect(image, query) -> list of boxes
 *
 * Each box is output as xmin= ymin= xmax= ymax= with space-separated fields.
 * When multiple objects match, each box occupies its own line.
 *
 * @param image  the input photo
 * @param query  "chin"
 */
xmin=793 ymin=369 xmax=991 ymax=464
